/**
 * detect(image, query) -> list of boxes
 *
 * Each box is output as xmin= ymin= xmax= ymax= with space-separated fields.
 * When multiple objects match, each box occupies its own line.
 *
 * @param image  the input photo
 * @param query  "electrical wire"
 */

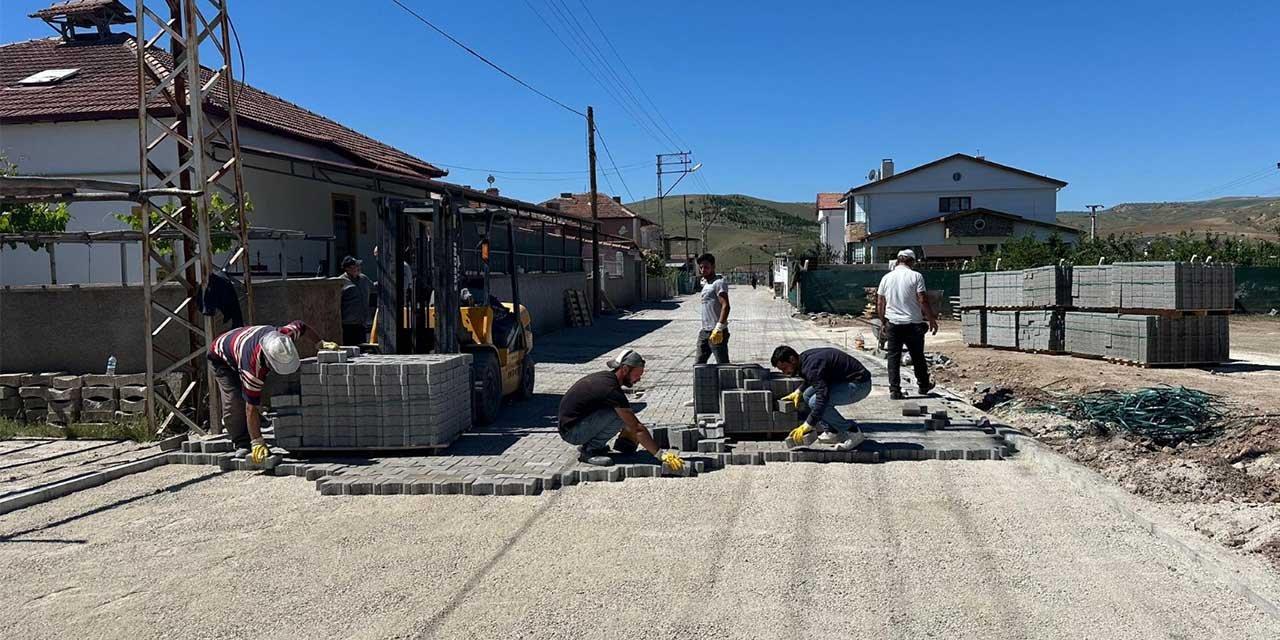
xmin=1183 ymin=165 xmax=1279 ymax=201
xmin=594 ymin=125 xmax=636 ymax=202
xmin=433 ymin=160 xmax=647 ymax=175
xmin=389 ymin=0 xmax=586 ymax=117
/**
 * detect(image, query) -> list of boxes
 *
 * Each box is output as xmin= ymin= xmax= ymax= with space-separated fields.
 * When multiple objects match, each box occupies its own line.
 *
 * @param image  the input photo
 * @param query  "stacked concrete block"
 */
xmin=18 ymin=372 xmax=61 ymax=420
xmin=961 ymin=310 xmax=986 ymax=346
xmin=692 ymin=365 xmax=721 ymax=414
xmin=118 ymin=380 xmax=148 ymax=419
xmin=986 ymin=311 xmax=1019 ymax=348
xmin=0 ymin=373 xmax=28 ymax=418
xmin=1022 ymin=265 xmax=1072 ymax=307
xmin=768 ymin=377 xmax=804 ymax=400
xmin=46 ymin=375 xmax=84 ymax=424
xmin=720 ymin=390 xmax=774 ymax=433
xmin=1064 ymin=312 xmax=1110 ymax=357
xmin=79 ymin=374 xmax=122 ymax=423
xmin=1065 ymin=312 xmax=1230 ymax=365
xmin=984 ymin=272 xmax=1026 ymax=308
xmin=1071 ymin=265 xmax=1116 ymax=309
xmin=1017 ymin=310 xmax=1065 ymax=352
xmin=285 ymin=352 xmax=473 ymax=450
xmin=958 ymin=272 xmax=986 ymax=308
xmin=1113 ymin=262 xmax=1234 ymax=311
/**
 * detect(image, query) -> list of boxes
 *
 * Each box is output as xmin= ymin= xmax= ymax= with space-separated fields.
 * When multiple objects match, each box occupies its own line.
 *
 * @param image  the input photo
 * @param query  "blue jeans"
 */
xmin=561 ymin=410 xmax=624 ymax=451
xmin=803 ymin=379 xmax=872 ymax=433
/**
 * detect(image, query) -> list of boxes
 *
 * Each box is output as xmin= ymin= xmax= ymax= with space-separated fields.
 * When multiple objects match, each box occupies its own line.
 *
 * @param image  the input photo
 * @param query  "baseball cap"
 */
xmin=606 ymin=348 xmax=645 ymax=370
xmin=897 ymin=249 xmax=916 ymax=260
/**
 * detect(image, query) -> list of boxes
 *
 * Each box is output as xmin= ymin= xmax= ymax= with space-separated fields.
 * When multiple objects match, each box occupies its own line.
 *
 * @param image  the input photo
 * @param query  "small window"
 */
xmin=18 ymin=68 xmax=79 ymax=85
xmin=938 ymin=196 xmax=971 ymax=213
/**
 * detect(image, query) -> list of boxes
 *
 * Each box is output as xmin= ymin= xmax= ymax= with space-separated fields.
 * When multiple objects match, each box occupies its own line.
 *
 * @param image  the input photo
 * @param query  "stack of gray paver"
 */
xmin=0 ymin=374 xmax=28 ymax=418
xmin=18 ymin=372 xmax=60 ymax=421
xmin=958 ymin=273 xmax=986 ymax=308
xmin=961 ymin=309 xmax=986 ymax=346
xmin=693 ymin=363 xmax=803 ymax=435
xmin=1112 ymin=262 xmax=1234 ymax=311
xmin=1017 ymin=310 xmax=1065 ymax=352
xmin=720 ymin=390 xmax=775 ymax=433
xmin=984 ymin=271 xmax=1026 ymax=308
xmin=986 ymin=311 xmax=1020 ymax=348
xmin=1021 ymin=265 xmax=1072 ymax=307
xmin=692 ymin=365 xmax=721 ymax=414
xmin=47 ymin=375 xmax=83 ymax=424
xmin=1071 ymin=265 xmax=1117 ymax=308
xmin=276 ymin=350 xmax=473 ymax=451
xmin=1064 ymin=312 xmax=1230 ymax=365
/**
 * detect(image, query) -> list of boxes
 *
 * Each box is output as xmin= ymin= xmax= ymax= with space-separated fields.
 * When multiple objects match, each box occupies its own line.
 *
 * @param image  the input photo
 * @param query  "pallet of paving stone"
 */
xmin=985 ymin=310 xmax=1019 ymax=348
xmin=1017 ymin=310 xmax=1065 ymax=353
xmin=961 ymin=309 xmax=986 ymax=347
xmin=983 ymin=271 xmax=1026 ymax=309
xmin=1111 ymin=261 xmax=1235 ymax=311
xmin=1071 ymin=265 xmax=1117 ymax=309
xmin=958 ymin=273 xmax=986 ymax=309
xmin=1021 ymin=265 xmax=1072 ymax=308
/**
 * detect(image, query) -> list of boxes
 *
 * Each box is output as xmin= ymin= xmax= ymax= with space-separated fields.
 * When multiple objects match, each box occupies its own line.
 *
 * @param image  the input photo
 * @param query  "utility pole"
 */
xmin=656 ymin=152 xmax=699 ymax=259
xmin=683 ymin=194 xmax=690 ymax=260
xmin=1086 ymin=204 xmax=1105 ymax=240
xmin=587 ymin=106 xmax=601 ymax=315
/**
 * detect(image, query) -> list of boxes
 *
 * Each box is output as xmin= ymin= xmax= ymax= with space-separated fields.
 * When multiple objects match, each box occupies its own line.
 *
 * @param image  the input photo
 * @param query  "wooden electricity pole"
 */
xmin=587 ymin=106 xmax=601 ymax=315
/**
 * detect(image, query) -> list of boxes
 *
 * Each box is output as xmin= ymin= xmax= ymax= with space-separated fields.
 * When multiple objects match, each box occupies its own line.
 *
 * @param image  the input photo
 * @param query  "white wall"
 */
xmin=818 ymin=207 xmax=845 ymax=261
xmin=0 ymin=118 xmax=416 ymax=285
xmin=857 ymin=156 xmax=1060 ymax=233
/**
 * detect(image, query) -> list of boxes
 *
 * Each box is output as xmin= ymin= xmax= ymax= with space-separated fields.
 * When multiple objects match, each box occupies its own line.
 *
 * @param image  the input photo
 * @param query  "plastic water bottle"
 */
xmin=106 ymin=355 xmax=117 ymax=376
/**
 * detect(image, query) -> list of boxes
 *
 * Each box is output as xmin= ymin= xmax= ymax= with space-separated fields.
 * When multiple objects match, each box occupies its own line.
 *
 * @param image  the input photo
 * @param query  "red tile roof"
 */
xmin=0 ymin=36 xmax=445 ymax=179
xmin=539 ymin=192 xmax=655 ymax=225
xmin=816 ymin=192 xmax=843 ymax=211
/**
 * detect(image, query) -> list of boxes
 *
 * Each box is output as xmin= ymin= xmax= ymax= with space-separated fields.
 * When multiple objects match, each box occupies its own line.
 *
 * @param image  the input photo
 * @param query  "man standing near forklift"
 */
xmin=339 ymin=255 xmax=374 ymax=346
xmin=695 ymin=253 xmax=731 ymax=364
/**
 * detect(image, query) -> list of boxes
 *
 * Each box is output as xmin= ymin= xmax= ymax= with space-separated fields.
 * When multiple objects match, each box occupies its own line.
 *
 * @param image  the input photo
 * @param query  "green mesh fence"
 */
xmin=1236 ymin=267 xmax=1280 ymax=313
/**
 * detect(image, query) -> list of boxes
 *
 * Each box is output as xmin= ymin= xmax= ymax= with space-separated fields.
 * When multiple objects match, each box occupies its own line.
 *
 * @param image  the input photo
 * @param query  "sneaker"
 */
xmin=834 ymin=432 xmax=866 ymax=452
xmin=918 ymin=381 xmax=936 ymax=396
xmin=232 ymin=447 xmax=250 ymax=459
xmin=683 ymin=400 xmax=695 ymax=407
xmin=816 ymin=430 xmax=844 ymax=445
xmin=577 ymin=446 xmax=614 ymax=466
xmin=889 ymin=390 xmax=904 ymax=401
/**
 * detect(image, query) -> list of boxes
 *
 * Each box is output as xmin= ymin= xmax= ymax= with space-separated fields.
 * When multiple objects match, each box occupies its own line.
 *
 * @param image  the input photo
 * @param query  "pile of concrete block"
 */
xmin=0 ymin=374 xmax=26 ymax=418
xmin=1064 ymin=312 xmax=1230 ymax=365
xmin=276 ymin=351 xmax=473 ymax=451
xmin=1017 ymin=310 xmax=1065 ymax=352
xmin=986 ymin=310 xmax=1020 ymax=348
xmin=1112 ymin=262 xmax=1234 ymax=311
xmin=1022 ymin=265 xmax=1072 ymax=307
xmin=984 ymin=271 xmax=1026 ymax=308
xmin=958 ymin=273 xmax=986 ymax=308
xmin=1071 ymin=265 xmax=1117 ymax=308
xmin=720 ymin=390 xmax=775 ymax=432
xmin=47 ymin=375 xmax=83 ymax=424
xmin=18 ymin=372 xmax=60 ymax=421
xmin=961 ymin=310 xmax=986 ymax=346
xmin=692 ymin=363 xmax=804 ymax=435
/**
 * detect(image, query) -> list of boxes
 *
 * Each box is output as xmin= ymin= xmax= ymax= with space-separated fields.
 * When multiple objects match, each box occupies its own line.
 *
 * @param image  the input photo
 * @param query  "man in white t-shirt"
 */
xmin=876 ymin=249 xmax=938 ymax=400
xmin=695 ymin=253 xmax=731 ymax=364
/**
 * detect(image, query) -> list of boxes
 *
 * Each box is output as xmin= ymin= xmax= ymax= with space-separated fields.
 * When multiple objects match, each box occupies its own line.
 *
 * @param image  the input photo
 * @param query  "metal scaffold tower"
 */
xmin=135 ymin=0 xmax=253 ymax=434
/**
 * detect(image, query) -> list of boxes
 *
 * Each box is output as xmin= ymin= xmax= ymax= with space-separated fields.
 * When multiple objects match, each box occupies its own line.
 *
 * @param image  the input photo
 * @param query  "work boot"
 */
xmin=577 ymin=446 xmax=614 ymax=466
xmin=612 ymin=436 xmax=639 ymax=455
xmin=835 ymin=431 xmax=866 ymax=452
xmin=889 ymin=390 xmax=904 ymax=401
xmin=918 ymin=381 xmax=936 ymax=396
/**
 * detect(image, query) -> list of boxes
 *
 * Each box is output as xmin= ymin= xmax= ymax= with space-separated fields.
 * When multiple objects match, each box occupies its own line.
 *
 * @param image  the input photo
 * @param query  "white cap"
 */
xmin=260 ymin=331 xmax=300 ymax=375
xmin=897 ymin=249 xmax=916 ymax=260
xmin=606 ymin=348 xmax=645 ymax=370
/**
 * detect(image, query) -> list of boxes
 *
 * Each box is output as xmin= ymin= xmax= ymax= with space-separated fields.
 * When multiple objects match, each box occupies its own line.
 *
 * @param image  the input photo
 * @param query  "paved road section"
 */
xmin=1 ymin=289 xmax=1277 ymax=638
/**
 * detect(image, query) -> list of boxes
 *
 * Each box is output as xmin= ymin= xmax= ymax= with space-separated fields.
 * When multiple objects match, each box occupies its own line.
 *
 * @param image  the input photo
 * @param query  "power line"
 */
xmin=434 ymin=160 xmax=648 ymax=175
xmin=389 ymin=0 xmax=585 ymax=118
xmin=594 ymin=125 xmax=636 ymax=202
xmin=1183 ymin=164 xmax=1279 ymax=200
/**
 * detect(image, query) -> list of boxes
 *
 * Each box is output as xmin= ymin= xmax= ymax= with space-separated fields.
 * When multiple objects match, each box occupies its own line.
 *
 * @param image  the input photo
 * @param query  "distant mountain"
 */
xmin=626 ymin=194 xmax=819 ymax=269
xmin=1058 ymin=196 xmax=1280 ymax=239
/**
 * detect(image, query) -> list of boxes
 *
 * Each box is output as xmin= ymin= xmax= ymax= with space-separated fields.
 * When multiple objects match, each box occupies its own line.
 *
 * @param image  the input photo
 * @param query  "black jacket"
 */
xmin=798 ymin=347 xmax=870 ymax=426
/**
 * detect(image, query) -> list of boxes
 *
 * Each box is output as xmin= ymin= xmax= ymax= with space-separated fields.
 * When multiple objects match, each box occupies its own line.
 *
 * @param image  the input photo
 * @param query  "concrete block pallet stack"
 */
xmin=47 ymin=375 xmax=83 ymax=425
xmin=274 ymin=350 xmax=473 ymax=451
xmin=963 ymin=261 xmax=1233 ymax=366
xmin=0 ymin=372 xmax=156 ymax=424
xmin=0 ymin=374 xmax=27 ymax=418
xmin=692 ymin=363 xmax=803 ymax=436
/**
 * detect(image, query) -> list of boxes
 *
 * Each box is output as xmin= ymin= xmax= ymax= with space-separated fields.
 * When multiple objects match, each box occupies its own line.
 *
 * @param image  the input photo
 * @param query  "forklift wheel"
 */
xmin=516 ymin=355 xmax=536 ymax=400
xmin=473 ymin=351 xmax=503 ymax=425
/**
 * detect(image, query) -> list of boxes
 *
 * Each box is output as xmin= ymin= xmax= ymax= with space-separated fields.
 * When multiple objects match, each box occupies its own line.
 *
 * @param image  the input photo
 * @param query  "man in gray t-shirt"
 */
xmin=339 ymin=255 xmax=374 ymax=346
xmin=695 ymin=253 xmax=731 ymax=364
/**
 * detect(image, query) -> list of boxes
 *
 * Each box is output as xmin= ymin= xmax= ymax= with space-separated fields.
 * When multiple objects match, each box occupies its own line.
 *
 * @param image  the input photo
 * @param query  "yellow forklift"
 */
xmin=378 ymin=192 xmax=535 ymax=424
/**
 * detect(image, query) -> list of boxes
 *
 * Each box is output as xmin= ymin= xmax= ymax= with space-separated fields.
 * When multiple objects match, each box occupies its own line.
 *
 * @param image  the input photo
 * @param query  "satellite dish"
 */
xmin=867 ymin=169 xmax=878 ymax=181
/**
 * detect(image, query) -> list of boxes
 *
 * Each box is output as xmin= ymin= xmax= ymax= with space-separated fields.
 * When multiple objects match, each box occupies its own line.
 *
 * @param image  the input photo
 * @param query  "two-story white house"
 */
xmin=842 ymin=154 xmax=1079 ymax=263
xmin=815 ymin=192 xmax=845 ymax=263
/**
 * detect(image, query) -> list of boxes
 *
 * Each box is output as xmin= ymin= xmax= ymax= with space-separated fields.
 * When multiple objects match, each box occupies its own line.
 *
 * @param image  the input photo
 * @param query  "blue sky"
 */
xmin=3 ymin=0 xmax=1279 ymax=210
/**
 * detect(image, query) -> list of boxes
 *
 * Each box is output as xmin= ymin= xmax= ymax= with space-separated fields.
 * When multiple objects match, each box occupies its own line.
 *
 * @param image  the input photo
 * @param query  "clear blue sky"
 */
xmin=3 ymin=0 xmax=1279 ymax=210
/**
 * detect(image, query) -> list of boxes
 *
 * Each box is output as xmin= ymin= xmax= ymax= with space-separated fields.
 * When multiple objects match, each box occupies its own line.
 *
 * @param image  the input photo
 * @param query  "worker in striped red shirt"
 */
xmin=209 ymin=320 xmax=326 ymax=463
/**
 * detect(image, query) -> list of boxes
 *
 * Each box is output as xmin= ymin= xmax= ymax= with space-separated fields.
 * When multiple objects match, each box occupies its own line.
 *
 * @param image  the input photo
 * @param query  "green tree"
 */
xmin=0 ymin=156 xmax=71 ymax=250
xmin=114 ymin=192 xmax=252 ymax=256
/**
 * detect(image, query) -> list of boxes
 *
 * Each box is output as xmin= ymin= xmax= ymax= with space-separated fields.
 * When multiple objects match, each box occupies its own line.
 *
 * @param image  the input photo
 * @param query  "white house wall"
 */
xmin=818 ymin=207 xmax=845 ymax=261
xmin=858 ymin=157 xmax=1059 ymax=233
xmin=0 ymin=118 xmax=411 ymax=285
xmin=870 ymin=220 xmax=1076 ymax=248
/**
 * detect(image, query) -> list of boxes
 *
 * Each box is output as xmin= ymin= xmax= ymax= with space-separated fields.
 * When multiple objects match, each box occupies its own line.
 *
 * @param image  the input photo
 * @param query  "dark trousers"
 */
xmin=342 ymin=323 xmax=366 ymax=346
xmin=211 ymin=360 xmax=251 ymax=449
xmin=885 ymin=322 xmax=930 ymax=393
xmin=696 ymin=329 xmax=730 ymax=364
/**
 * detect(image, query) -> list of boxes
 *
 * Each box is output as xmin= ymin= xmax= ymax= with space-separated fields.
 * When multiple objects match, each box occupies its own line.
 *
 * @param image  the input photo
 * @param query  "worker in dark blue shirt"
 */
xmin=771 ymin=345 xmax=873 ymax=450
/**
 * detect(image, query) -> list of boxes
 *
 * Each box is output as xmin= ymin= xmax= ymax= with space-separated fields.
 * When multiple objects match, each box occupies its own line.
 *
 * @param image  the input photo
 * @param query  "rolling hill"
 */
xmin=626 ymin=194 xmax=818 ymax=269
xmin=1058 ymin=196 xmax=1280 ymax=240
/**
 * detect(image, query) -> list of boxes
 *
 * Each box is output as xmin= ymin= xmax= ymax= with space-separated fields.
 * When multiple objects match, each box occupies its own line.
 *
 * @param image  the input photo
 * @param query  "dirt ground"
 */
xmin=812 ymin=313 xmax=1280 ymax=569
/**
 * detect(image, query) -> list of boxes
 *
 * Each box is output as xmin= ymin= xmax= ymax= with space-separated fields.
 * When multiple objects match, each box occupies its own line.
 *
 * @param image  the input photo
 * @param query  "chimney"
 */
xmin=560 ymin=192 xmax=573 ymax=199
xmin=612 ymin=196 xmax=622 ymax=204
xmin=485 ymin=187 xmax=500 ymax=196
xmin=881 ymin=158 xmax=894 ymax=179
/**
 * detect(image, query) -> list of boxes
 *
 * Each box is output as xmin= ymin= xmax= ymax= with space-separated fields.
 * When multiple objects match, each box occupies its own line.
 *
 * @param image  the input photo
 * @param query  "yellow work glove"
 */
xmin=785 ymin=423 xmax=817 ymax=448
xmin=708 ymin=323 xmax=727 ymax=345
xmin=660 ymin=451 xmax=686 ymax=474
xmin=781 ymin=389 xmax=803 ymax=409
xmin=318 ymin=340 xmax=338 ymax=351
xmin=249 ymin=437 xmax=270 ymax=465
